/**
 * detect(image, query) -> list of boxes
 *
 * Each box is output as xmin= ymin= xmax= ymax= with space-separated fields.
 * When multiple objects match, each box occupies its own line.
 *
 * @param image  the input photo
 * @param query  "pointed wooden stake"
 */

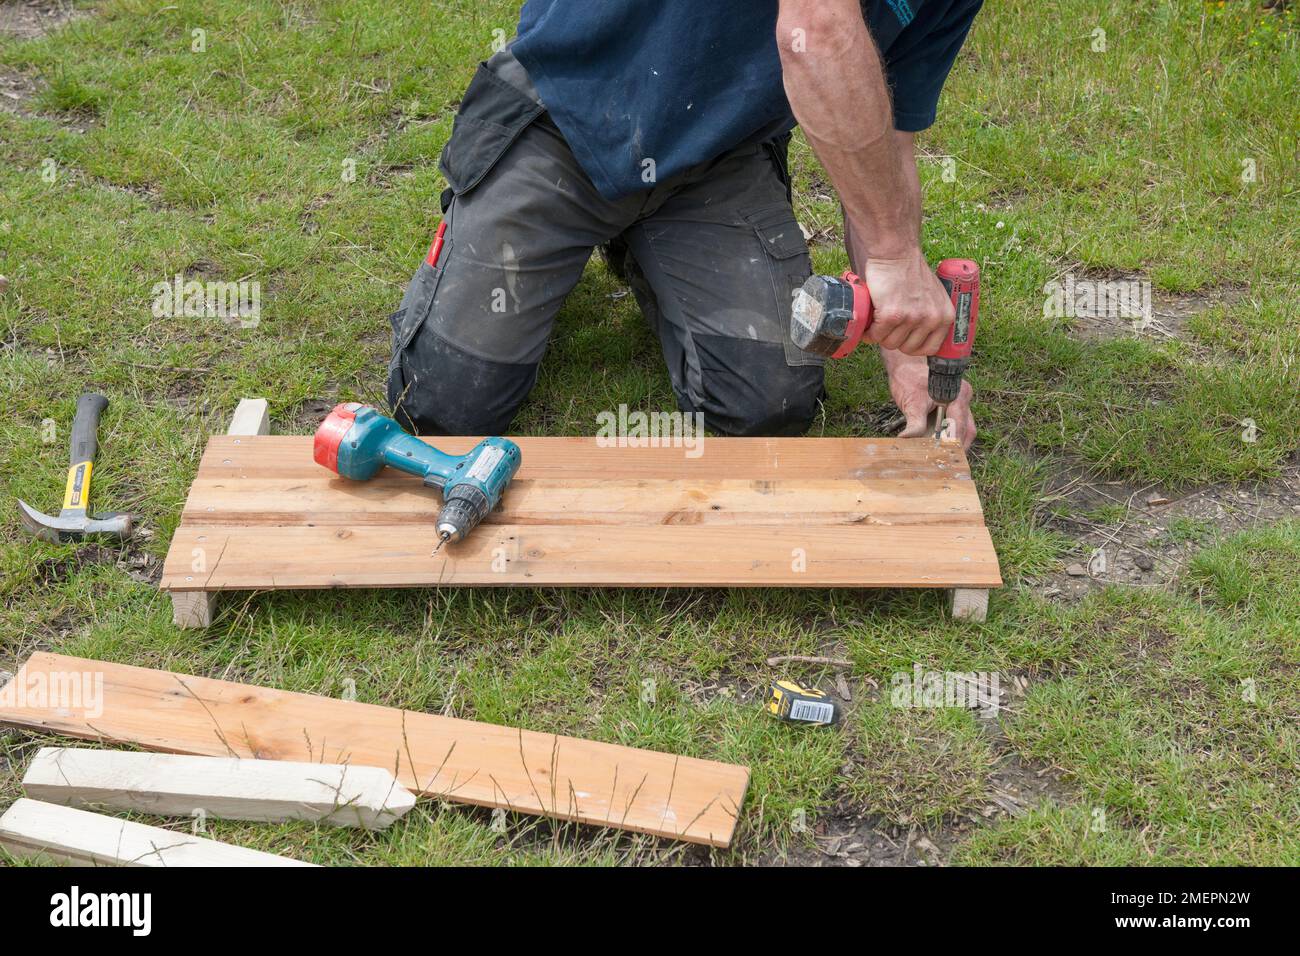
xmin=23 ymin=748 xmax=417 ymax=829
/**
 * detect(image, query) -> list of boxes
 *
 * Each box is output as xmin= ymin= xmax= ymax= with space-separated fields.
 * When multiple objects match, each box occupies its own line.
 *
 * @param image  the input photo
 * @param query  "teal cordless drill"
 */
xmin=314 ymin=403 xmax=521 ymax=552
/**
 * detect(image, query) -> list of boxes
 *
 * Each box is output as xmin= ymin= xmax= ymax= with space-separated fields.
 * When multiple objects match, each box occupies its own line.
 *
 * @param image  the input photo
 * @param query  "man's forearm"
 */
xmin=776 ymin=0 xmax=916 ymax=258
xmin=846 ymin=131 xmax=922 ymax=274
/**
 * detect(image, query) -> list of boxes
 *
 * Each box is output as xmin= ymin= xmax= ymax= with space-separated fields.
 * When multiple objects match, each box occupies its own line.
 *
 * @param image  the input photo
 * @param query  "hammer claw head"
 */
xmin=17 ymin=500 xmax=61 ymax=542
xmin=17 ymin=500 xmax=133 ymax=542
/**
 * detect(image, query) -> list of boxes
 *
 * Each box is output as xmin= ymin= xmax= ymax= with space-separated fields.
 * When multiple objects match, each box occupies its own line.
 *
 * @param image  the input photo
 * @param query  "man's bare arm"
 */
xmin=776 ymin=0 xmax=914 ymax=258
xmin=844 ymin=130 xmax=922 ymax=273
xmin=776 ymin=6 xmax=977 ymax=445
xmin=776 ymin=0 xmax=953 ymax=356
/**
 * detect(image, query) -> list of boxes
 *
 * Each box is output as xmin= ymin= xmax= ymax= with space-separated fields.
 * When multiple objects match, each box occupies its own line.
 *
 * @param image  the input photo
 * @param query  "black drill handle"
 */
xmin=69 ymin=393 xmax=108 ymax=467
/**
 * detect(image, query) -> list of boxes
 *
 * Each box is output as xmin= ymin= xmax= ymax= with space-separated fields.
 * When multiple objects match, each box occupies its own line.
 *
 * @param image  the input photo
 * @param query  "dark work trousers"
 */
xmin=387 ymin=49 xmax=826 ymax=437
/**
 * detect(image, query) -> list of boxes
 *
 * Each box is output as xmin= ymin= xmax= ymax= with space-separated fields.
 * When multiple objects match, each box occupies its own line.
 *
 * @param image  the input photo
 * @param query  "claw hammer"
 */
xmin=17 ymin=393 xmax=133 ymax=542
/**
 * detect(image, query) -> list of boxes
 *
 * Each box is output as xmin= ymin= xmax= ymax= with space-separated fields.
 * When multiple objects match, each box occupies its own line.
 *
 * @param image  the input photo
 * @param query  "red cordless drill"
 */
xmin=790 ymin=258 xmax=981 ymax=441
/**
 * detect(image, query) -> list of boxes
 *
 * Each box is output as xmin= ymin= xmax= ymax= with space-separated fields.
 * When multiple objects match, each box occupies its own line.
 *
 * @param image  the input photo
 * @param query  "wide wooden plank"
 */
xmin=0 ymin=799 xmax=315 ymax=867
xmin=179 ymin=477 xmax=985 ymax=527
xmin=160 ymin=433 xmax=1001 ymax=599
xmin=23 ymin=748 xmax=417 ymax=829
xmin=161 ymin=523 xmax=1002 ymax=590
xmin=0 ymin=654 xmax=750 ymax=847
xmin=194 ymin=435 xmax=971 ymax=481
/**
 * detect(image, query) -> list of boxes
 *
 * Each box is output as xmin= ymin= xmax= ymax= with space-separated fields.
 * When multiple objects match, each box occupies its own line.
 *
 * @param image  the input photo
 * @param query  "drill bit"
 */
xmin=431 ymin=530 xmax=451 ymax=555
xmin=933 ymin=405 xmax=948 ymax=442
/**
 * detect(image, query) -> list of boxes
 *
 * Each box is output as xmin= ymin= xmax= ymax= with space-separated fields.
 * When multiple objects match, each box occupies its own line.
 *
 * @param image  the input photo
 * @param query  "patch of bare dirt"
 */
xmin=1036 ymin=461 xmax=1300 ymax=600
xmin=0 ymin=64 xmax=97 ymax=132
xmin=1 ymin=4 xmax=103 ymax=131
xmin=290 ymin=397 xmax=338 ymax=434
xmin=29 ymin=541 xmax=116 ymax=586
xmin=28 ymin=539 xmax=160 ymax=588
xmin=766 ymin=673 xmax=1074 ymax=867
xmin=298 ymin=193 xmax=334 ymax=235
xmin=85 ymin=173 xmax=161 ymax=203
xmin=781 ymin=811 xmax=964 ymax=866
xmin=370 ymin=162 xmax=417 ymax=190
xmin=1056 ymin=270 xmax=1245 ymax=342
xmin=776 ymin=733 xmax=1072 ymax=867
xmin=0 ymin=65 xmax=38 ymax=113
xmin=0 ymin=0 xmax=84 ymax=39
xmin=986 ymin=186 xmax=1029 ymax=210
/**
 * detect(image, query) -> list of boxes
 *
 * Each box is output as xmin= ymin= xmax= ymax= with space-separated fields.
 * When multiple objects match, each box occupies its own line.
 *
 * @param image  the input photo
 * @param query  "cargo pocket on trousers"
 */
xmin=744 ymin=203 xmax=824 ymax=369
xmin=392 ymin=61 xmax=543 ymax=406
xmin=439 ymin=62 xmax=544 ymax=198
xmin=393 ymin=251 xmax=450 ymax=358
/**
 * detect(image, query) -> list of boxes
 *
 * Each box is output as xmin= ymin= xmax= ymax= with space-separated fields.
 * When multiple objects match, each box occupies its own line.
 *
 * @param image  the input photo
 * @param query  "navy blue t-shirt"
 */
xmin=512 ymin=0 xmax=983 ymax=199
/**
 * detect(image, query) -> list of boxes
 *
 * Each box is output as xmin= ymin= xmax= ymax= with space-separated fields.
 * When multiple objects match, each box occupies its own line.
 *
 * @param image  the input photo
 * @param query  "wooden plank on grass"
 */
xmin=0 ymin=654 xmax=750 ymax=847
xmin=162 ymin=523 xmax=1002 ymax=590
xmin=178 ymin=477 xmax=984 ymax=527
xmin=22 ymin=748 xmax=417 ymax=829
xmin=0 ymin=799 xmax=315 ymax=867
xmin=160 ymin=434 xmax=997 ymax=592
xmin=190 ymin=434 xmax=972 ymax=481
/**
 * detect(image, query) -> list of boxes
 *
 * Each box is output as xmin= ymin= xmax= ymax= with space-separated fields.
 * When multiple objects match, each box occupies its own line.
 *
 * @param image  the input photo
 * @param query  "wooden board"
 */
xmin=0 ymin=799 xmax=315 ymax=867
xmin=0 ymin=653 xmax=749 ymax=847
xmin=159 ymin=435 xmax=1001 ymax=592
xmin=23 ymin=748 xmax=417 ymax=829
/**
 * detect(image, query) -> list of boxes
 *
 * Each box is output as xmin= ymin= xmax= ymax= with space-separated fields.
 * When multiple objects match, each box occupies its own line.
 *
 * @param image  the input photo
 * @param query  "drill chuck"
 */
xmin=926 ymin=357 xmax=969 ymax=404
xmin=434 ymin=482 xmax=491 ymax=544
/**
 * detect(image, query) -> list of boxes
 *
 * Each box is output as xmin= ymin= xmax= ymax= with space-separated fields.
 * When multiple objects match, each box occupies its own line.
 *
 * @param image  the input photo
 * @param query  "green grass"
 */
xmin=847 ymin=704 xmax=994 ymax=825
xmin=960 ymin=522 xmax=1300 ymax=865
xmin=1 ymin=1 xmax=1297 ymax=865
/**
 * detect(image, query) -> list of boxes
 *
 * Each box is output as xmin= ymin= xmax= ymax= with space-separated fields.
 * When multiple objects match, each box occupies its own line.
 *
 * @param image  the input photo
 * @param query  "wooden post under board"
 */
xmin=171 ymin=398 xmax=269 ymax=628
xmin=950 ymin=588 xmax=989 ymax=622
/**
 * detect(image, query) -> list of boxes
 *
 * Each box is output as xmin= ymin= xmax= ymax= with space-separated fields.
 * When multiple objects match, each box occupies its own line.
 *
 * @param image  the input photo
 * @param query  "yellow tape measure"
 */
xmin=766 ymin=679 xmax=838 ymax=725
